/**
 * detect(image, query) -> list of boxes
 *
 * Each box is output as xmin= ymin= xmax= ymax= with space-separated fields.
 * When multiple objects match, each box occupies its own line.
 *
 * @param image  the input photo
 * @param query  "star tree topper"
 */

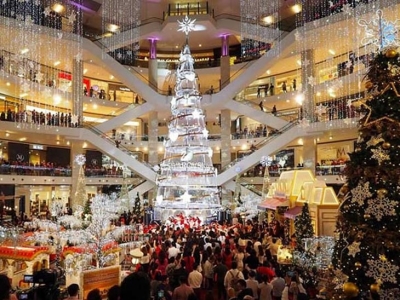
xmin=178 ymin=16 xmax=196 ymax=35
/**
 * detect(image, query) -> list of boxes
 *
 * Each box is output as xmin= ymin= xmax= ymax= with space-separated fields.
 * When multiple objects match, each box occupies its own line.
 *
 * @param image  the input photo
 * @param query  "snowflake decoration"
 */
xmin=307 ymin=76 xmax=317 ymax=86
xmin=351 ymin=181 xmax=372 ymax=206
xmin=366 ymin=259 xmax=399 ymax=283
xmin=302 ymin=58 xmax=310 ymax=67
xmin=21 ymin=81 xmax=30 ymax=93
xmin=24 ymin=15 xmax=34 ymax=26
xmin=315 ymin=104 xmax=327 ymax=116
xmin=71 ymin=115 xmax=79 ymax=124
xmin=332 ymin=268 xmax=349 ymax=289
xmin=75 ymin=154 xmax=86 ymax=166
xmin=74 ymin=52 xmax=82 ymax=62
xmin=345 ymin=61 xmax=353 ymax=69
xmin=379 ymin=289 xmax=400 ymax=300
xmin=341 ymin=4 xmax=353 ymax=16
xmin=177 ymin=16 xmax=196 ymax=35
xmin=260 ymin=156 xmax=273 ymax=167
xmin=365 ymin=194 xmax=397 ymax=221
xmin=371 ymin=148 xmax=390 ymax=164
xmin=358 ymin=10 xmax=400 ymax=50
xmin=347 ymin=241 xmax=361 ymax=257
xmin=366 ymin=134 xmax=384 ymax=148
xmin=299 ymin=118 xmax=310 ymax=128
xmin=116 ymin=52 xmax=123 ymax=59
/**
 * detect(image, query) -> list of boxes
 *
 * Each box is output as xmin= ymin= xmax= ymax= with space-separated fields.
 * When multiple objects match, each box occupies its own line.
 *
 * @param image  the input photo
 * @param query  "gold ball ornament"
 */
xmin=364 ymin=214 xmax=371 ymax=219
xmin=382 ymin=142 xmax=391 ymax=150
xmin=343 ymin=282 xmax=359 ymax=298
xmin=355 ymin=147 xmax=361 ymax=153
xmin=354 ymin=262 xmax=362 ymax=269
xmin=328 ymin=264 xmax=334 ymax=270
xmin=377 ymin=188 xmax=388 ymax=196
xmin=370 ymin=283 xmax=380 ymax=294
xmin=385 ymin=49 xmax=398 ymax=58
xmin=365 ymin=81 xmax=373 ymax=89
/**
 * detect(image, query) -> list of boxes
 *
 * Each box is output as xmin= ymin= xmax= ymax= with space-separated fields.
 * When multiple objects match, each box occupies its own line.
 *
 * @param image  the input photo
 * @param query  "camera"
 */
xmin=18 ymin=268 xmax=65 ymax=300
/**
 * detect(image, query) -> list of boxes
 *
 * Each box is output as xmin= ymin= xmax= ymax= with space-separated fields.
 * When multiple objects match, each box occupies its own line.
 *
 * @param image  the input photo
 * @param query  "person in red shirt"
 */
xmin=222 ymin=246 xmax=233 ymax=270
xmin=256 ymin=261 xmax=276 ymax=282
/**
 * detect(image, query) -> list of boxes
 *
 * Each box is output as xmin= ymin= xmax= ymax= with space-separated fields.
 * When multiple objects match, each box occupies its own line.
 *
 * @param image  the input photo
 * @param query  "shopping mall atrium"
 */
xmin=0 ymin=0 xmax=400 ymax=298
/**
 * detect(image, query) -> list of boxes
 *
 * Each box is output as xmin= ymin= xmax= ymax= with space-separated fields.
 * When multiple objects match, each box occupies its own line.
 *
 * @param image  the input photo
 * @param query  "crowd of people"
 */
xmin=0 ymin=109 xmax=80 ymax=128
xmin=68 ymin=218 xmax=316 ymax=300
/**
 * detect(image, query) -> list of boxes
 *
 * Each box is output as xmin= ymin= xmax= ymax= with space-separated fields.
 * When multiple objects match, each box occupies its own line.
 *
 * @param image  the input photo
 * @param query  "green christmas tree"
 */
xmin=133 ymin=192 xmax=142 ymax=217
xmin=294 ymin=203 xmax=314 ymax=250
xmin=82 ymin=199 xmax=92 ymax=222
xmin=331 ymin=43 xmax=400 ymax=300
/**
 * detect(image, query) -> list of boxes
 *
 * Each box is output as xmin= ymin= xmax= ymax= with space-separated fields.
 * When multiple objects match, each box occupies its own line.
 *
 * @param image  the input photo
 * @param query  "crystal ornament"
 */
xmin=154 ymin=18 xmax=221 ymax=222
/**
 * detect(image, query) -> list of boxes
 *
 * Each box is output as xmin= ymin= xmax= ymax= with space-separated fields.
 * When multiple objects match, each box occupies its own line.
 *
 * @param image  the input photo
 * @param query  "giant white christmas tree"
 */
xmin=154 ymin=16 xmax=221 ymax=222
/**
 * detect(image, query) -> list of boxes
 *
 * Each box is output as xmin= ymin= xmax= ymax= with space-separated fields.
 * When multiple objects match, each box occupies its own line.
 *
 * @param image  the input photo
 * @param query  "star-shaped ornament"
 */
xmin=347 ymin=99 xmax=353 ymax=107
xmin=366 ymin=134 xmax=384 ymax=148
xmin=202 ymin=129 xmax=209 ymax=139
xmin=371 ymin=148 xmax=390 ymax=165
xmin=347 ymin=241 xmax=361 ymax=257
xmin=117 ymin=53 xmax=123 ymax=59
xmin=44 ymin=6 xmax=51 ymax=17
xmin=35 ymin=71 xmax=44 ymax=83
xmin=68 ymin=13 xmax=76 ymax=25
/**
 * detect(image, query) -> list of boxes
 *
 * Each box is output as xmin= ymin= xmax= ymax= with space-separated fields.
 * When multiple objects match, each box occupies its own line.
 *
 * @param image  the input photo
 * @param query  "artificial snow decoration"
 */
xmin=366 ymin=259 xmax=399 ymax=284
xmin=350 ymin=181 xmax=372 ymax=206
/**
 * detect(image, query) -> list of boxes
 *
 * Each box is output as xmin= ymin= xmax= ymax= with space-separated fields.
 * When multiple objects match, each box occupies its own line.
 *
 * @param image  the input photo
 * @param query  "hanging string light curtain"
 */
xmin=101 ymin=0 xmax=141 ymax=66
xmin=0 ymin=0 xmax=82 ymax=129
xmin=240 ymin=0 xmax=281 ymax=60
xmin=294 ymin=0 xmax=398 ymax=125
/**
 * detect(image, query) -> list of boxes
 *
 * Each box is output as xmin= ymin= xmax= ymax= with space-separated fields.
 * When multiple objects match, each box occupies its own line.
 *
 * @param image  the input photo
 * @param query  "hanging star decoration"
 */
xmin=35 ymin=71 xmax=44 ymax=83
xmin=177 ymin=16 xmax=196 ymax=35
xmin=44 ymin=6 xmax=51 ymax=17
xmin=365 ymin=192 xmax=397 ymax=221
xmin=315 ymin=104 xmax=327 ymax=116
xmin=347 ymin=241 xmax=361 ymax=257
xmin=366 ymin=134 xmax=384 ymax=148
xmin=358 ymin=9 xmax=400 ymax=50
xmin=371 ymin=148 xmax=390 ymax=165
xmin=341 ymin=4 xmax=353 ymax=16
xmin=68 ymin=12 xmax=76 ymax=25
xmin=346 ymin=99 xmax=353 ymax=108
